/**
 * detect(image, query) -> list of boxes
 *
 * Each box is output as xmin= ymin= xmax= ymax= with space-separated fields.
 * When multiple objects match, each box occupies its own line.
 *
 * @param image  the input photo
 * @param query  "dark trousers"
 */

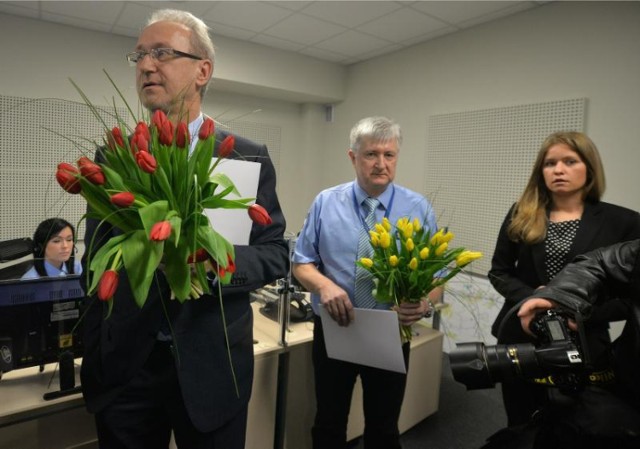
xmin=311 ymin=315 xmax=410 ymax=449
xmin=94 ymin=341 xmax=248 ymax=449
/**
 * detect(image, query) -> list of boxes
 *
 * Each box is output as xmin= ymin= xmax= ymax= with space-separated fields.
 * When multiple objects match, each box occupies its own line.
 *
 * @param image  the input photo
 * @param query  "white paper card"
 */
xmin=319 ymin=307 xmax=406 ymax=373
xmin=204 ymin=158 xmax=261 ymax=245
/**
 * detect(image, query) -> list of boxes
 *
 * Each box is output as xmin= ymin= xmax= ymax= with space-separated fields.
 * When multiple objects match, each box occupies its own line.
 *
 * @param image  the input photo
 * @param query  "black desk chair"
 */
xmin=0 ymin=237 xmax=34 ymax=281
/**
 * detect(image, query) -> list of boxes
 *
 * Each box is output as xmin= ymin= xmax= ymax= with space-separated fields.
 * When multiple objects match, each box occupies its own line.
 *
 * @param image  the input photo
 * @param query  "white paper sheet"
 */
xmin=204 ymin=158 xmax=261 ymax=245
xmin=319 ymin=307 xmax=406 ymax=373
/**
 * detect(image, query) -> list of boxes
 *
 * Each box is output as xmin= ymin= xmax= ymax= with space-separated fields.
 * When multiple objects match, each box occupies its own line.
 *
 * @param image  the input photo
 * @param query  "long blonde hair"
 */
xmin=507 ymin=131 xmax=606 ymax=244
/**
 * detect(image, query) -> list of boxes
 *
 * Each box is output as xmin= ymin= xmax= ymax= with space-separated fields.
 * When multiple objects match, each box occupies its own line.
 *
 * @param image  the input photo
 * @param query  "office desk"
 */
xmin=0 ymin=302 xmax=442 ymax=449
xmin=0 ymin=362 xmax=96 ymax=449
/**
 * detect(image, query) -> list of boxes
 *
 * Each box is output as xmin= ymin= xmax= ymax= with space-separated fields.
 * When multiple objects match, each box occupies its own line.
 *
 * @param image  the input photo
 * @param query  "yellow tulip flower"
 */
xmin=420 ymin=247 xmax=430 ymax=259
xmin=402 ymin=223 xmax=413 ymax=239
xmin=382 ymin=217 xmax=392 ymax=232
xmin=455 ymin=251 xmax=483 ymax=267
xmin=360 ymin=257 xmax=374 ymax=268
xmin=374 ymin=223 xmax=385 ymax=234
xmin=435 ymin=242 xmax=448 ymax=257
xmin=408 ymin=257 xmax=418 ymax=270
xmin=405 ymin=238 xmax=415 ymax=252
xmin=380 ymin=231 xmax=391 ymax=249
xmin=430 ymin=229 xmax=444 ymax=246
xmin=389 ymin=255 xmax=399 ymax=267
xmin=412 ymin=218 xmax=421 ymax=231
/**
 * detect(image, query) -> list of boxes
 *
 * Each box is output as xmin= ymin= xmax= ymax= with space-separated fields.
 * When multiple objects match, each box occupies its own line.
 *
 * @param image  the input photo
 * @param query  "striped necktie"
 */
xmin=354 ymin=197 xmax=379 ymax=308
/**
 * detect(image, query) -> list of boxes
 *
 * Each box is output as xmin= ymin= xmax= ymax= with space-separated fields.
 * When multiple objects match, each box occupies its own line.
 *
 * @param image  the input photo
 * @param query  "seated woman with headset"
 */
xmin=22 ymin=218 xmax=82 ymax=279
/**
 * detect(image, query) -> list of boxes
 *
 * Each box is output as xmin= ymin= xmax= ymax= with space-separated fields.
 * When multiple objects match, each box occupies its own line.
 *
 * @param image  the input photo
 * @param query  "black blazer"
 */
xmin=80 ymin=129 xmax=289 ymax=432
xmin=489 ymin=201 xmax=640 ymax=341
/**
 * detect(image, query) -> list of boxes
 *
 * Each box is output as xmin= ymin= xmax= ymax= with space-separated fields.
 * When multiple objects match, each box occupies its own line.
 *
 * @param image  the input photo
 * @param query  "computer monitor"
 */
xmin=0 ymin=275 xmax=85 ymax=375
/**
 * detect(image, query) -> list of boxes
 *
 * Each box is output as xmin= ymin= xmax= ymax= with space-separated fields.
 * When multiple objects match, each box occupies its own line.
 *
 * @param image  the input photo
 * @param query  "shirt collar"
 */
xmin=188 ymin=113 xmax=204 ymax=154
xmin=353 ymin=181 xmax=393 ymax=210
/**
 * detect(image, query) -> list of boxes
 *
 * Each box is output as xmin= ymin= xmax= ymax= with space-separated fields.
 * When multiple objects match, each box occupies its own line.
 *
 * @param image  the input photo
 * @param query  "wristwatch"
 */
xmin=423 ymin=299 xmax=435 ymax=318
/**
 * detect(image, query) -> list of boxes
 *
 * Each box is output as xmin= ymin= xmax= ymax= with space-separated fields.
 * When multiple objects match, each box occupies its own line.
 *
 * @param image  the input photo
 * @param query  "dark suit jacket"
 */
xmin=80 ymin=129 xmax=289 ymax=432
xmin=489 ymin=200 xmax=640 ymax=343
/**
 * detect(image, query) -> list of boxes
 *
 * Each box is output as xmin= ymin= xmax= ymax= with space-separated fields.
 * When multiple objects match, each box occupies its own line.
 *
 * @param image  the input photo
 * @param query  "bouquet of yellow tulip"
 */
xmin=356 ymin=217 xmax=482 ymax=340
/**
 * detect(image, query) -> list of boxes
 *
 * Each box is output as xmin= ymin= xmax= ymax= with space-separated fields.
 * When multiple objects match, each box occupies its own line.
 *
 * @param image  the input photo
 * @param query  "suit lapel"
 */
xmin=567 ymin=201 xmax=602 ymax=261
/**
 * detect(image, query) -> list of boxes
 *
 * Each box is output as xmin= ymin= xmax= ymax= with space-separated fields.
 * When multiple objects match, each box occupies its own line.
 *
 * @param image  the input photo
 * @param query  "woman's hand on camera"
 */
xmin=517 ymin=298 xmax=556 ymax=336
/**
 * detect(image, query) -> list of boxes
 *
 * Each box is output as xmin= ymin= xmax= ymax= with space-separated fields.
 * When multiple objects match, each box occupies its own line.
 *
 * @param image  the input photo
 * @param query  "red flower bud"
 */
xmin=107 ymin=127 xmax=125 ymax=150
xmin=77 ymin=156 xmax=105 ymax=185
xmin=136 ymin=151 xmax=157 ymax=173
xmin=218 ymin=135 xmax=235 ymax=159
xmin=176 ymin=122 xmax=189 ymax=148
xmin=56 ymin=162 xmax=82 ymax=194
xmin=98 ymin=270 xmax=118 ymax=301
xmin=248 ymin=204 xmax=272 ymax=226
xmin=110 ymin=192 xmax=135 ymax=208
xmin=130 ymin=132 xmax=149 ymax=154
xmin=150 ymin=221 xmax=172 ymax=241
xmin=135 ymin=121 xmax=151 ymax=143
xmin=159 ymin=120 xmax=174 ymax=146
xmin=199 ymin=118 xmax=215 ymax=140
xmin=152 ymin=110 xmax=169 ymax=130
xmin=187 ymin=248 xmax=209 ymax=264
xmin=225 ymin=254 xmax=236 ymax=274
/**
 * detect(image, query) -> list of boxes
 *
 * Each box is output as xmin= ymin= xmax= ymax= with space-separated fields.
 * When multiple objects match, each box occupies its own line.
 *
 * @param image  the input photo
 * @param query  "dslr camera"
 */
xmin=449 ymin=309 xmax=588 ymax=390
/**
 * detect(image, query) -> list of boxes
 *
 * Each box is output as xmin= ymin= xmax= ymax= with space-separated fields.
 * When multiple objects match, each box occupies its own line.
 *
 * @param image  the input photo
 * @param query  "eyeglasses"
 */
xmin=126 ymin=48 xmax=203 ymax=67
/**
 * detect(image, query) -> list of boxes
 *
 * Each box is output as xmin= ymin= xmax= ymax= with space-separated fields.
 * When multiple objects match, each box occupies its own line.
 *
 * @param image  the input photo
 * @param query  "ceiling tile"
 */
xmin=203 ymin=1 xmax=292 ymax=33
xmin=250 ymin=34 xmax=306 ymax=52
xmin=411 ymin=1 xmax=525 ymax=25
xmin=300 ymin=0 xmax=402 ymax=28
xmin=315 ymin=30 xmax=393 ymax=58
xmin=0 ymin=1 xmax=40 ymax=19
xmin=40 ymin=1 xmax=125 ymax=25
xmin=456 ymin=2 xmax=538 ymax=29
xmin=267 ymin=1 xmax=313 ymax=12
xmin=357 ymin=6 xmax=450 ymax=43
xmin=298 ymin=46 xmax=351 ymax=64
xmin=40 ymin=12 xmax=114 ymax=34
xmin=262 ymin=13 xmax=347 ymax=45
xmin=206 ymin=21 xmax=258 ymax=41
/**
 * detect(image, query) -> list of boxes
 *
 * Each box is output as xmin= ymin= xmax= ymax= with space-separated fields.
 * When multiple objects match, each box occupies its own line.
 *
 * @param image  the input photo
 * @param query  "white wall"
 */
xmin=320 ymin=1 xmax=640 ymax=216
xmin=2 ymin=1 xmax=639 ymax=233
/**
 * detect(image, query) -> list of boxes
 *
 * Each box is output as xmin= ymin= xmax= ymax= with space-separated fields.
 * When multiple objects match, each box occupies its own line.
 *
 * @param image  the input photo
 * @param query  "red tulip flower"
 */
xmin=130 ymin=132 xmax=149 ymax=154
xmin=176 ymin=122 xmax=189 ymax=148
xmin=187 ymin=248 xmax=209 ymax=264
xmin=77 ymin=156 xmax=106 ymax=185
xmin=98 ymin=270 xmax=119 ymax=301
xmin=136 ymin=151 xmax=157 ymax=174
xmin=110 ymin=192 xmax=135 ymax=208
xmin=56 ymin=162 xmax=82 ymax=194
xmin=199 ymin=117 xmax=215 ymax=140
xmin=135 ymin=121 xmax=151 ymax=143
xmin=247 ymin=204 xmax=272 ymax=226
xmin=152 ymin=110 xmax=174 ymax=146
xmin=218 ymin=135 xmax=235 ymax=158
xmin=150 ymin=221 xmax=172 ymax=241
xmin=107 ymin=127 xmax=125 ymax=150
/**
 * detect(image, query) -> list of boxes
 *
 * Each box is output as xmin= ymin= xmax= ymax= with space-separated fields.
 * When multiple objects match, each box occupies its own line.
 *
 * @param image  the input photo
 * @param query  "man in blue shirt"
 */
xmin=292 ymin=116 xmax=441 ymax=449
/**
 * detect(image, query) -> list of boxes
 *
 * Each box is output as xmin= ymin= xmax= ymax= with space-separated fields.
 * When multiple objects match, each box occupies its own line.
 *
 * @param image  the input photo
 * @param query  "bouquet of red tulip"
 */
xmin=56 ymin=96 xmax=272 ymax=315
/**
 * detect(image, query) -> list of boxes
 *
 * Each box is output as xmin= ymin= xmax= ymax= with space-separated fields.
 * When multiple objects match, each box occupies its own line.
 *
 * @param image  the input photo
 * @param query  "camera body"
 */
xmin=449 ymin=309 xmax=586 ymax=390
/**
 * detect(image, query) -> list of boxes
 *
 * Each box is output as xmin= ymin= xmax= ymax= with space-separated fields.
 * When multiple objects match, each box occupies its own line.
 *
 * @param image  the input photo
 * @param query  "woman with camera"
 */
xmin=488 ymin=131 xmax=640 ymax=426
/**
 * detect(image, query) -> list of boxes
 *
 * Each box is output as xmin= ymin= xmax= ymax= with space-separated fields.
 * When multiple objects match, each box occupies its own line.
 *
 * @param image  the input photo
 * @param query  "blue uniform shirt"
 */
xmin=293 ymin=181 xmax=437 ymax=315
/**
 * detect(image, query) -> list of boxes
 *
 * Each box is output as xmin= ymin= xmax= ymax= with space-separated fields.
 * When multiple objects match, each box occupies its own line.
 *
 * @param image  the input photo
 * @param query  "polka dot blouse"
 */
xmin=545 ymin=219 xmax=581 ymax=280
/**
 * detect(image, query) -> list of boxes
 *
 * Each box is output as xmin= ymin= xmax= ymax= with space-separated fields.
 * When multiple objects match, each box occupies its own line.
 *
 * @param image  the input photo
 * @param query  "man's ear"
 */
xmin=348 ymin=148 xmax=356 ymax=165
xmin=195 ymin=59 xmax=213 ymax=90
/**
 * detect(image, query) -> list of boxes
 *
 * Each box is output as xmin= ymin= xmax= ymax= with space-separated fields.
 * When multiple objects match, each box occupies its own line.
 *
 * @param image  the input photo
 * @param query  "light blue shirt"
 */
xmin=22 ymin=260 xmax=83 ymax=280
xmin=292 ymin=181 xmax=437 ymax=314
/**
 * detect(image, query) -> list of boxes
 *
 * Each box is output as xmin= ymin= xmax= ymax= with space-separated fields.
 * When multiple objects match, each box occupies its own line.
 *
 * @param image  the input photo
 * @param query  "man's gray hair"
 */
xmin=146 ymin=9 xmax=215 ymax=97
xmin=349 ymin=116 xmax=402 ymax=152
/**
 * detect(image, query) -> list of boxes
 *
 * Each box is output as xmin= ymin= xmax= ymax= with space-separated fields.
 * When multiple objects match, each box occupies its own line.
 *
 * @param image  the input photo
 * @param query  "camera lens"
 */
xmin=449 ymin=342 xmax=538 ymax=390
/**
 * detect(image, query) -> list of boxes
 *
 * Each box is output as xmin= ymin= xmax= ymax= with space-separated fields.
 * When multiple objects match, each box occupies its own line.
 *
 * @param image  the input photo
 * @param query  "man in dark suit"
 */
xmin=80 ymin=9 xmax=288 ymax=449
